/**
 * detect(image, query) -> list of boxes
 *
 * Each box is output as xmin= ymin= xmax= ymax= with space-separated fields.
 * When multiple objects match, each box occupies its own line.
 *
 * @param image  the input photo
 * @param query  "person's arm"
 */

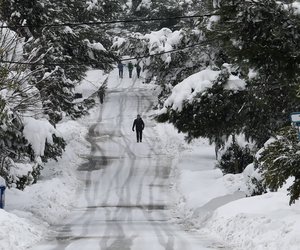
xmin=132 ymin=120 xmax=136 ymax=131
xmin=142 ymin=120 xmax=145 ymax=130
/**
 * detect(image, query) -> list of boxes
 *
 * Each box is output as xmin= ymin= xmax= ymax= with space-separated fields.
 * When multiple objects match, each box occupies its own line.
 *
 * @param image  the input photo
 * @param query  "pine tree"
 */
xmin=157 ymin=66 xmax=246 ymax=142
xmin=1 ymin=0 xmax=119 ymax=124
xmin=0 ymin=67 xmax=65 ymax=189
xmin=205 ymin=0 xmax=300 ymax=146
xmin=128 ymin=0 xmax=185 ymax=30
xmin=257 ymin=126 xmax=300 ymax=205
xmin=217 ymin=138 xmax=254 ymax=174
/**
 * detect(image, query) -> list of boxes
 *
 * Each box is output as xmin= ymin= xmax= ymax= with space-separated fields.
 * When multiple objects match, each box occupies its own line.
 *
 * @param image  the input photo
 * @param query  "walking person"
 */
xmin=135 ymin=62 xmax=141 ymax=78
xmin=97 ymin=85 xmax=106 ymax=104
xmin=132 ymin=114 xmax=145 ymax=142
xmin=117 ymin=61 xmax=124 ymax=78
xmin=128 ymin=61 xmax=134 ymax=78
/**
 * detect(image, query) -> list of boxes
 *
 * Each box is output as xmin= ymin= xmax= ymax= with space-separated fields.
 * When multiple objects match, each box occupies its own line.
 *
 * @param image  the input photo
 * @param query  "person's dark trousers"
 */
xmin=136 ymin=130 xmax=142 ymax=142
xmin=137 ymin=70 xmax=141 ymax=78
xmin=129 ymin=70 xmax=133 ymax=78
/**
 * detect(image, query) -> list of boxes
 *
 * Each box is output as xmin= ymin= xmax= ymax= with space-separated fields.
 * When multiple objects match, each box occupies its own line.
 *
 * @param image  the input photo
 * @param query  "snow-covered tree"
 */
xmin=157 ymin=65 xmax=246 ymax=141
xmin=257 ymin=126 xmax=300 ymax=205
xmin=1 ymin=0 xmax=119 ymax=124
xmin=0 ymin=23 xmax=67 ymax=189
xmin=112 ymin=26 xmax=213 ymax=107
xmin=205 ymin=0 xmax=300 ymax=146
xmin=0 ymin=64 xmax=66 ymax=190
xmin=127 ymin=0 xmax=186 ymax=31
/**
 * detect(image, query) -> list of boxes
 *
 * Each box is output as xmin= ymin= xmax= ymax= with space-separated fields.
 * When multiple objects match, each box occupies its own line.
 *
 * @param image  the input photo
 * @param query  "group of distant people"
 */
xmin=117 ymin=61 xmax=141 ymax=79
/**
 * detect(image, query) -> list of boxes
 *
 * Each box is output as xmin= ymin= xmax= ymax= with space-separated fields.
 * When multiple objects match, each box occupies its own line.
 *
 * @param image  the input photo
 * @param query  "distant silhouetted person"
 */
xmin=135 ymin=62 xmax=141 ymax=78
xmin=97 ymin=85 xmax=105 ymax=104
xmin=117 ymin=61 xmax=124 ymax=78
xmin=128 ymin=61 xmax=134 ymax=78
xmin=132 ymin=114 xmax=144 ymax=142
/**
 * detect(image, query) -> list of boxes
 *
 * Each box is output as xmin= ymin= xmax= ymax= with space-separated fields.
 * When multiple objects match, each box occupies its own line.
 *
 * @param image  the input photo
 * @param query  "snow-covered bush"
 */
xmin=216 ymin=134 xmax=256 ymax=174
xmin=217 ymin=141 xmax=254 ymax=174
xmin=242 ymin=163 xmax=265 ymax=197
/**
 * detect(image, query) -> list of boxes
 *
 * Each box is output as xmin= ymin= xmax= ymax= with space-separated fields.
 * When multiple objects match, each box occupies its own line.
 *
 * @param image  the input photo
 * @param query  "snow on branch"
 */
xmin=161 ymin=67 xmax=246 ymax=112
xmin=23 ymin=117 xmax=59 ymax=157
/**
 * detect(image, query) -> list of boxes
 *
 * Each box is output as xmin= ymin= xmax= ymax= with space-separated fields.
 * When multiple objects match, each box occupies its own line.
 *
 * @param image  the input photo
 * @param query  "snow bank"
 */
xmin=172 ymin=137 xmax=300 ymax=250
xmin=204 ymin=192 xmax=300 ymax=250
xmin=180 ymin=169 xmax=243 ymax=209
xmin=0 ymin=209 xmax=44 ymax=250
xmin=2 ymin=71 xmax=103 ymax=249
xmin=6 ymin=119 xmax=90 ymax=231
xmin=174 ymin=139 xmax=244 ymax=215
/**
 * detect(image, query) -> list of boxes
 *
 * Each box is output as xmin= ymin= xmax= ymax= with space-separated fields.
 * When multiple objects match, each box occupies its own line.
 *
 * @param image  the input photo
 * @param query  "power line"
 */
xmin=0 ymin=13 xmax=215 ymax=29
xmin=0 ymin=60 xmax=85 ymax=67
xmin=0 ymin=41 xmax=208 ymax=67
xmin=121 ymin=42 xmax=209 ymax=62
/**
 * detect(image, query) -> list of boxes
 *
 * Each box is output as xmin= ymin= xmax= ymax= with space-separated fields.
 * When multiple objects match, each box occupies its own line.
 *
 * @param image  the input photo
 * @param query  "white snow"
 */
xmin=169 ymin=135 xmax=300 ymax=250
xmin=136 ymin=0 xmax=152 ymax=10
xmin=0 ymin=209 xmax=44 ymax=250
xmin=0 ymin=23 xmax=24 ymax=61
xmin=86 ymin=0 xmax=98 ymax=11
xmin=2 ymin=67 xmax=300 ymax=250
xmin=161 ymin=68 xmax=246 ymax=112
xmin=74 ymin=69 xmax=108 ymax=100
xmin=22 ymin=117 xmax=58 ymax=157
xmin=213 ymin=0 xmax=221 ymax=8
xmin=1 ymin=71 xmax=104 ymax=250
xmin=203 ymin=192 xmax=300 ymax=250
xmin=143 ymin=28 xmax=183 ymax=64
xmin=206 ymin=15 xmax=220 ymax=30
xmin=0 ymin=177 xmax=5 ymax=186
xmin=282 ymin=1 xmax=300 ymax=15
xmin=63 ymin=26 xmax=76 ymax=35
xmin=112 ymin=28 xmax=185 ymax=65
xmin=292 ymin=2 xmax=300 ymax=14
xmin=163 ymin=69 xmax=219 ymax=111
xmin=224 ymin=74 xmax=246 ymax=91
xmin=248 ymin=68 xmax=258 ymax=79
xmin=84 ymin=39 xmax=107 ymax=51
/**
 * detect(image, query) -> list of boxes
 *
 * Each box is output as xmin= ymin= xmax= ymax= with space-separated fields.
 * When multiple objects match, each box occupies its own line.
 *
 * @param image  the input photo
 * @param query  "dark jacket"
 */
xmin=118 ymin=62 xmax=124 ymax=70
xmin=135 ymin=64 xmax=141 ymax=72
xmin=132 ymin=118 xmax=144 ymax=131
xmin=128 ymin=62 xmax=134 ymax=70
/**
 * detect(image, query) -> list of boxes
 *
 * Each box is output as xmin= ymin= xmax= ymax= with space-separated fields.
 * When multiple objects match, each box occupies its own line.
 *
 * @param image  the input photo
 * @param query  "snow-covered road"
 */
xmin=31 ymin=69 xmax=228 ymax=250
